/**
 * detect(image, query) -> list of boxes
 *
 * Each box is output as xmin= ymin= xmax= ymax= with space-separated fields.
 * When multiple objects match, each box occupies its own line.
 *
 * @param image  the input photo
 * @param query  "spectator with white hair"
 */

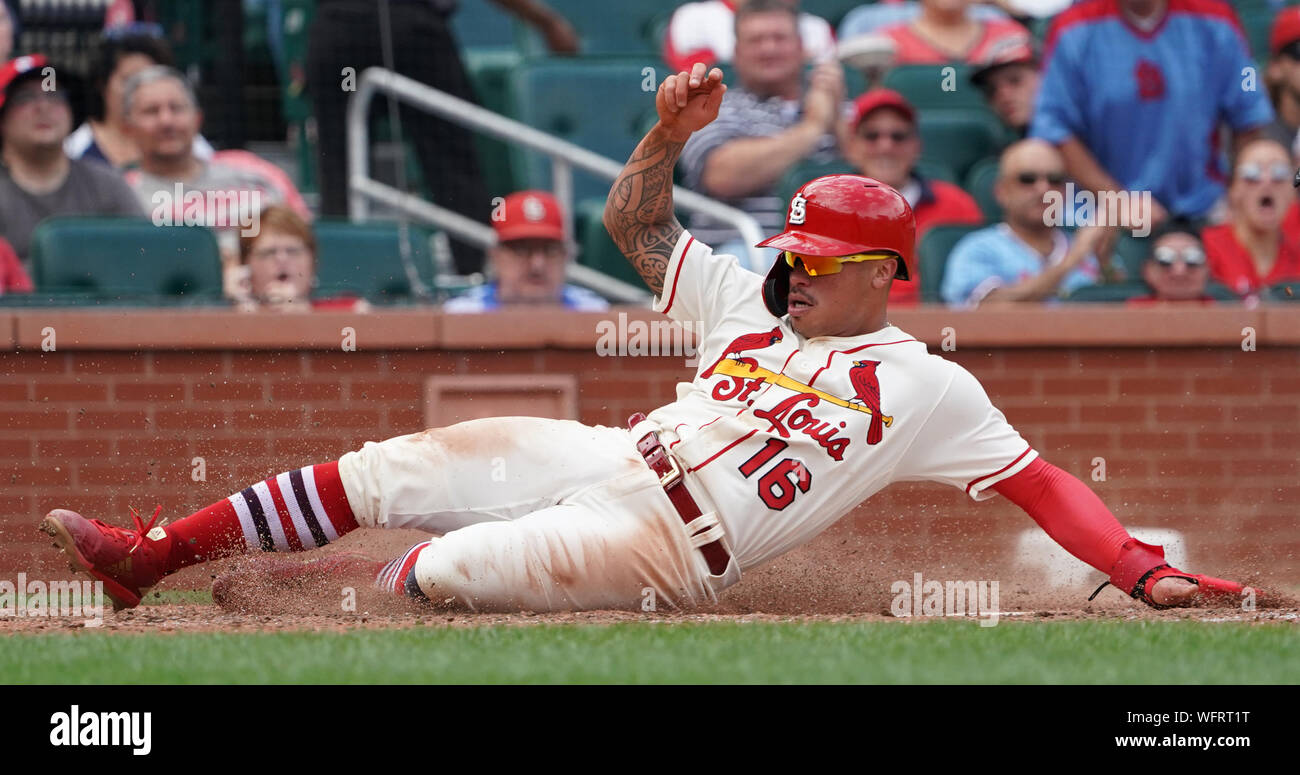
xmin=64 ymin=25 xmax=215 ymax=168
xmin=121 ymin=66 xmax=309 ymax=293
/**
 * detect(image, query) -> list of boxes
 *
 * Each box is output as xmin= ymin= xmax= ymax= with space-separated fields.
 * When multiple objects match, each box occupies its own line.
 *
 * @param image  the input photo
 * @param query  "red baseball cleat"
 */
xmin=37 ymin=507 xmax=168 ymax=611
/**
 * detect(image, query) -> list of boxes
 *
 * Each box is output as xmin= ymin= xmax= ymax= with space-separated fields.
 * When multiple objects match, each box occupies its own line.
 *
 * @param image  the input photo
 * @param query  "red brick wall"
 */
xmin=3 ymin=307 xmax=1297 ymax=580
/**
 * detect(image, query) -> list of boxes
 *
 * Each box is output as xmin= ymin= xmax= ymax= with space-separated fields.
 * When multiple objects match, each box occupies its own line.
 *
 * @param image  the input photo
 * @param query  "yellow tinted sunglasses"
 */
xmin=783 ymin=251 xmax=899 ymax=277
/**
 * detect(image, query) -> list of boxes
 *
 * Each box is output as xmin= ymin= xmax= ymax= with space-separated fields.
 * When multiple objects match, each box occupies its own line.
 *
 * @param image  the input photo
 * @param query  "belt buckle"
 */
xmin=658 ymin=452 xmax=683 ymax=489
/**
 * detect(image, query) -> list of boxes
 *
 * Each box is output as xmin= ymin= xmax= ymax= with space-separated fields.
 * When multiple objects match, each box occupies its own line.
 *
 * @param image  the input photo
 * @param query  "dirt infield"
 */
xmin=5 ymin=521 xmax=1295 ymax=635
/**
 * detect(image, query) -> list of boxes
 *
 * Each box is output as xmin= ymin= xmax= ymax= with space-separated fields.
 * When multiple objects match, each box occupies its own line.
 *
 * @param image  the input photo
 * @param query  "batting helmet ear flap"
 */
xmin=762 ymin=254 xmax=791 ymax=317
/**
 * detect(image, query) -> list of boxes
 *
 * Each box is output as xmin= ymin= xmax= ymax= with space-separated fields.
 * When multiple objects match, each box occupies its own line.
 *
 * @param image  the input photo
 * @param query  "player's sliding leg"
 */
xmin=44 ymin=417 xmax=643 ymax=610
xmin=403 ymin=493 xmax=720 ymax=612
xmin=39 ymin=461 xmax=361 ymax=610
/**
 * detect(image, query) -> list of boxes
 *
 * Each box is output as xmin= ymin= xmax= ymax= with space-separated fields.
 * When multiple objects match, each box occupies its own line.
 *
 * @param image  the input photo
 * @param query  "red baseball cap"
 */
xmin=492 ymin=190 xmax=565 ymax=243
xmin=1272 ymin=8 xmax=1300 ymax=55
xmin=850 ymin=88 xmax=915 ymax=131
xmin=970 ymin=33 xmax=1036 ymax=85
xmin=0 ymin=54 xmax=50 ymax=114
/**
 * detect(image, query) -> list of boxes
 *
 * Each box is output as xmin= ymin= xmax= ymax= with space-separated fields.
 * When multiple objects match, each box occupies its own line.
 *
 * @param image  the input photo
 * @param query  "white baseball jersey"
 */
xmin=648 ymin=231 xmax=1038 ymax=570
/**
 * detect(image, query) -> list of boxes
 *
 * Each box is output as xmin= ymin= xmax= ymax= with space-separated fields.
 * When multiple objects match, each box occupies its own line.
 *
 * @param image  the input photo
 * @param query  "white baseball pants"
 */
xmin=336 ymin=417 xmax=739 ymax=612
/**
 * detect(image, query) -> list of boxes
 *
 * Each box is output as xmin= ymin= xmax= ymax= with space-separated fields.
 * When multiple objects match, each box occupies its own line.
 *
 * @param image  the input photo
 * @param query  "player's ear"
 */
xmin=872 ymin=259 xmax=896 ymax=289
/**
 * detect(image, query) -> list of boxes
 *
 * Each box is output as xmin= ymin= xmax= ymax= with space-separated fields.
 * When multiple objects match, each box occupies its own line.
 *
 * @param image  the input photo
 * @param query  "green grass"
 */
xmin=3 ymin=620 xmax=1298 ymax=684
xmin=140 ymin=589 xmax=214 ymax=606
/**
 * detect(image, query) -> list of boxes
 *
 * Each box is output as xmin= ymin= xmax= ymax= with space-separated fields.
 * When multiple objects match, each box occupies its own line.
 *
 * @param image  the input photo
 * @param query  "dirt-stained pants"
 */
xmin=336 ymin=417 xmax=738 ymax=612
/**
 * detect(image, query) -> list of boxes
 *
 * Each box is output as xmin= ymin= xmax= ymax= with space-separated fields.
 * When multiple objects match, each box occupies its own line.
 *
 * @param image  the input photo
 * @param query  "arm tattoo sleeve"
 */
xmin=603 ymin=126 xmax=687 ymax=297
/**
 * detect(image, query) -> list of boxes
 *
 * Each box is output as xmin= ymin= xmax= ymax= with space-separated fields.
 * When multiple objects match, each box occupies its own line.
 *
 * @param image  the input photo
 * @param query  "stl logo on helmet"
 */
xmin=788 ymin=194 xmax=807 ymax=225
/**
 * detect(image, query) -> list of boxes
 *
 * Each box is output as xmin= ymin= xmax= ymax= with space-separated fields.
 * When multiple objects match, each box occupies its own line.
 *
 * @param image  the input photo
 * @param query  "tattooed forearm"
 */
xmin=603 ymin=124 xmax=687 ymax=297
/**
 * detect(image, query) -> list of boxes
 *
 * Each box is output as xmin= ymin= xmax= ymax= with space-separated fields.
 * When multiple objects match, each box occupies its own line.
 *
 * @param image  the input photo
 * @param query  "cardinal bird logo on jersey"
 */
xmin=701 ymin=326 xmax=784 ymax=379
xmin=848 ymin=359 xmax=885 ymax=445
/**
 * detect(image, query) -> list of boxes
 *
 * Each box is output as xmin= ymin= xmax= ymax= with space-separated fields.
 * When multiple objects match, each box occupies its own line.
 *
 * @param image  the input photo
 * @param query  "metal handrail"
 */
xmin=345 ymin=66 xmax=768 ymax=301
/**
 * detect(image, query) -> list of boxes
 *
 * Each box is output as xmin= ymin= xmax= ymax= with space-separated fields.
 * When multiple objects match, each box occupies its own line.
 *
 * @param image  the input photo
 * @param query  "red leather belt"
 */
xmin=628 ymin=413 xmax=731 ymax=576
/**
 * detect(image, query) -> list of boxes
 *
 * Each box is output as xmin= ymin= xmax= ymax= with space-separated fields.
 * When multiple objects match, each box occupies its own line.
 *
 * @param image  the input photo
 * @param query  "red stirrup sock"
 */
xmin=156 ymin=461 xmax=360 ymax=575
xmin=374 ymin=541 xmax=433 ymax=597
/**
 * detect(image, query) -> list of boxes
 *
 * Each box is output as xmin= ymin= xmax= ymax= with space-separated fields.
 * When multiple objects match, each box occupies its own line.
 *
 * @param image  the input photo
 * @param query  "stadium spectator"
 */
xmin=1202 ymin=138 xmax=1300 ymax=299
xmin=679 ymin=0 xmax=844 ymax=269
xmin=1127 ymin=223 xmax=1214 ymax=305
xmin=121 ymin=66 xmax=309 ymax=290
xmin=1031 ymin=0 xmax=1273 ymax=225
xmin=986 ymin=0 xmax=1073 ymax=20
xmin=1265 ymin=7 xmax=1300 ymax=151
xmin=445 ymin=190 xmax=607 ymax=313
xmin=307 ymin=0 xmax=579 ymax=276
xmin=941 ymin=139 xmax=1106 ymax=306
xmin=0 ymin=235 xmax=31 ymax=294
xmin=969 ymin=31 xmax=1038 ymax=137
xmin=663 ymin=0 xmax=835 ymax=73
xmin=64 ymin=25 xmax=215 ymax=168
xmin=0 ymin=55 xmax=143 ymax=266
xmin=846 ymin=88 xmax=983 ymax=304
xmin=0 ymin=2 xmax=13 ymax=62
xmin=876 ymin=0 xmax=1029 ymax=65
xmin=233 ymin=205 xmax=367 ymax=313
xmin=837 ymin=0 xmax=1013 ymax=41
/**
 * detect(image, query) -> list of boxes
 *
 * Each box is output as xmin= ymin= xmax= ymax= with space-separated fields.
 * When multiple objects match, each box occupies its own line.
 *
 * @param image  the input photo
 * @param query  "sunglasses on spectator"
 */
xmin=858 ymin=129 xmax=913 ymax=144
xmin=1014 ymin=171 xmax=1066 ymax=186
xmin=1282 ymin=40 xmax=1300 ymax=61
xmin=1236 ymin=162 xmax=1290 ymax=184
xmin=784 ymin=251 xmax=898 ymax=276
xmin=1152 ymin=246 xmax=1206 ymax=267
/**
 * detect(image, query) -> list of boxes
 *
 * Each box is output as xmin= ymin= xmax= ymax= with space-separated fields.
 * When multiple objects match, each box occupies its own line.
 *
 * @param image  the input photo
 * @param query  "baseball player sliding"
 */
xmin=40 ymin=65 xmax=1250 ymax=613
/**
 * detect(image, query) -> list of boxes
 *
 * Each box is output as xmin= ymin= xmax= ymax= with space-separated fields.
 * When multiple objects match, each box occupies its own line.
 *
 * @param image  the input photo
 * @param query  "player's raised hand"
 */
xmin=656 ymin=63 xmax=726 ymax=142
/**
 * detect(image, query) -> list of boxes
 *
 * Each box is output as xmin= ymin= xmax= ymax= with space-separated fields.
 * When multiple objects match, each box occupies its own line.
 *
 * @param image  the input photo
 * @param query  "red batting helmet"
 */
xmin=756 ymin=175 xmax=916 ymax=317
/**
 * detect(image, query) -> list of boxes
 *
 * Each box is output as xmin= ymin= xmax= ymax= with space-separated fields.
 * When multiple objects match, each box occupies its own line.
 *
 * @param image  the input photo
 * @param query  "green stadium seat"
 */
xmin=452 ymin=0 xmax=516 ymax=50
xmin=1112 ymin=232 xmax=1152 ymax=279
xmin=883 ymin=65 xmax=987 ymax=111
xmin=509 ymin=59 xmax=659 ymax=203
xmin=1269 ymin=282 xmax=1300 ymax=301
xmin=917 ymin=223 xmax=981 ymax=303
xmin=802 ymin=0 xmax=871 ymax=28
xmin=30 ymin=218 xmax=223 ymax=301
xmin=464 ymin=48 xmax=525 ymax=197
xmin=1207 ymin=282 xmax=1240 ymax=301
xmin=1241 ymin=11 xmax=1274 ymax=62
xmin=312 ymin=220 xmax=440 ymax=302
xmin=1066 ymin=282 xmax=1148 ymax=303
xmin=777 ymin=158 xmax=858 ymax=205
xmin=915 ymin=158 xmax=957 ymax=184
xmin=514 ymin=0 xmax=667 ymax=58
xmin=575 ymin=198 xmax=645 ymax=289
xmin=965 ymin=156 xmax=1002 ymax=224
xmin=917 ymin=109 xmax=1006 ymax=181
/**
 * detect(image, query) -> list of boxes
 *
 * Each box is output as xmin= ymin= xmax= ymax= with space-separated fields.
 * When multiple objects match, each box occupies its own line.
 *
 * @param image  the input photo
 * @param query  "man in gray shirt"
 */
xmin=678 ymin=0 xmax=844 ymax=271
xmin=0 ymin=55 xmax=143 ymax=267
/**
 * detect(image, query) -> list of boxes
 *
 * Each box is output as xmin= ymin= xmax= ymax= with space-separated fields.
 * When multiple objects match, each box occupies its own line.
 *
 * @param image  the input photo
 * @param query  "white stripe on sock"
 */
xmin=227 ymin=493 xmax=260 ymax=551
xmin=300 ymin=465 xmax=341 ymax=542
xmin=251 ymin=480 xmax=290 ymax=551
xmin=276 ymin=471 xmax=318 ymax=548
